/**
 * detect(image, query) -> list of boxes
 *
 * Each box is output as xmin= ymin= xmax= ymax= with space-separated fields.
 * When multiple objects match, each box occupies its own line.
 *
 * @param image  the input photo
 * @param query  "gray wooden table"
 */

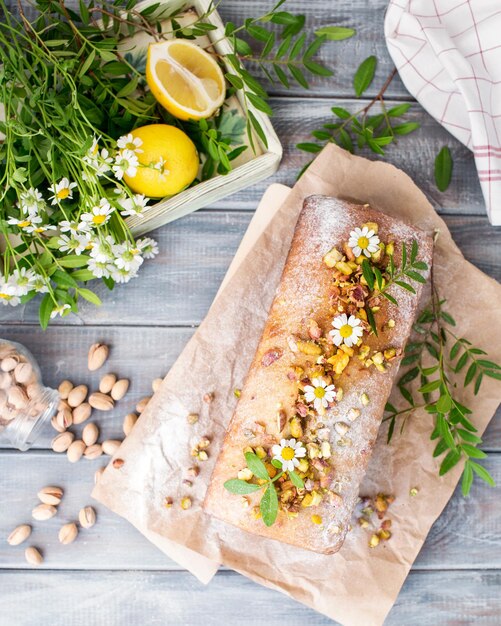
xmin=1 ymin=1 xmax=501 ymax=624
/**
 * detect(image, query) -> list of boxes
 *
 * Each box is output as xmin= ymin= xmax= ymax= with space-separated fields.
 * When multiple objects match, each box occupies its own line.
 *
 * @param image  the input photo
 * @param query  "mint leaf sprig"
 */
xmin=384 ymin=289 xmax=498 ymax=496
xmin=224 ymin=451 xmax=304 ymax=526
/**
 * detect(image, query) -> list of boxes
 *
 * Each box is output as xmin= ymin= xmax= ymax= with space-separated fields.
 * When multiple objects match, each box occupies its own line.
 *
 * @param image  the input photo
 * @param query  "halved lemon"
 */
xmin=146 ymin=40 xmax=226 ymax=121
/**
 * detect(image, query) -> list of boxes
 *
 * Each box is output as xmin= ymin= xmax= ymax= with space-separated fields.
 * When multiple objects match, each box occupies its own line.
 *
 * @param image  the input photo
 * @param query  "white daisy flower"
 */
xmin=119 ymin=194 xmax=149 ymax=218
xmin=31 ymin=273 xmax=49 ymax=293
xmin=48 ymin=178 xmax=77 ymax=205
xmin=50 ymin=303 xmax=71 ymax=319
xmin=60 ymin=220 xmax=91 ymax=235
xmin=87 ymin=257 xmax=113 ymax=279
xmin=19 ymin=188 xmax=46 ymax=216
xmin=57 ymin=233 xmax=90 ymax=256
xmin=117 ymin=133 xmax=143 ymax=154
xmin=136 ymin=237 xmax=159 ymax=259
xmin=10 ymin=267 xmax=36 ymax=297
xmin=7 ymin=214 xmax=43 ymax=230
xmin=271 ymin=438 xmax=306 ymax=472
xmin=109 ymin=264 xmax=139 ymax=284
xmin=82 ymin=139 xmax=112 ymax=178
xmin=0 ymin=280 xmax=20 ymax=306
xmin=112 ymin=149 xmax=139 ymax=180
xmin=348 ymin=226 xmax=380 ymax=258
xmin=152 ymin=156 xmax=169 ymax=178
xmin=113 ymin=242 xmax=143 ymax=272
xmin=24 ymin=223 xmax=57 ymax=235
xmin=303 ymin=378 xmax=336 ymax=412
xmin=80 ymin=199 xmax=114 ymax=228
xmin=89 ymin=234 xmax=116 ymax=263
xmin=330 ymin=313 xmax=364 ymax=347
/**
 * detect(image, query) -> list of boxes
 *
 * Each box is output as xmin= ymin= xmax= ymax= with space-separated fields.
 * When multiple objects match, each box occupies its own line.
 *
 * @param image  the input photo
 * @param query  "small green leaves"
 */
xmin=244 ymin=452 xmax=270 ymax=480
xmin=314 ymin=26 xmax=356 ymax=41
xmin=260 ymin=484 xmax=279 ymax=527
xmin=353 ymin=55 xmax=377 ymax=97
xmin=223 ymin=479 xmax=263 ymax=494
xmin=289 ymin=470 xmax=304 ymax=489
xmin=435 ymin=146 xmax=453 ymax=192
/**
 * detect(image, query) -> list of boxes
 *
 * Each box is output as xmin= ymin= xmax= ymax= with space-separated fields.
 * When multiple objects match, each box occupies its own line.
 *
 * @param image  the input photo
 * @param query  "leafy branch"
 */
xmin=384 ymin=285 xmax=498 ymax=496
xmin=224 ymin=451 xmax=304 ymax=526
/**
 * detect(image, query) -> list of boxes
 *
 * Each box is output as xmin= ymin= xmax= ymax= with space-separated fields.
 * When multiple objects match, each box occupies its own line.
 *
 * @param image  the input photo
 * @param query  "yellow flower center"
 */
xmin=126 ymin=141 xmax=136 ymax=151
xmin=57 ymin=188 xmax=70 ymax=200
xmin=33 ymin=228 xmax=44 ymax=233
xmin=0 ymin=293 xmax=11 ymax=300
xmin=18 ymin=220 xmax=31 ymax=228
xmin=281 ymin=447 xmax=295 ymax=461
xmin=314 ymin=386 xmax=326 ymax=399
xmin=357 ymin=236 xmax=369 ymax=250
xmin=92 ymin=214 xmax=106 ymax=225
xmin=91 ymin=144 xmax=99 ymax=156
xmin=339 ymin=324 xmax=353 ymax=338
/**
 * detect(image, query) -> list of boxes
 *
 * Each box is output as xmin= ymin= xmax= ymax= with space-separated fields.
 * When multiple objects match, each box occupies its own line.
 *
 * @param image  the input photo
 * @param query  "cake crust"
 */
xmin=204 ymin=195 xmax=433 ymax=554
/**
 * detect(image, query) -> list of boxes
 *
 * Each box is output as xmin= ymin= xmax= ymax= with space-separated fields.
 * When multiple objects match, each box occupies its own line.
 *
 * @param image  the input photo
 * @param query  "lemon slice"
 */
xmin=146 ymin=40 xmax=226 ymax=121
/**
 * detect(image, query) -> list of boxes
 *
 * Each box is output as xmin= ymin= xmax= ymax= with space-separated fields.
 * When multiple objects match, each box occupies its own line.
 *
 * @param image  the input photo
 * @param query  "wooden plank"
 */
xmin=0 ymin=451 xmax=500 ymax=571
xmin=0 ymin=212 xmax=498 ymax=326
xmin=0 ymin=325 xmax=499 ymax=452
xmin=0 ymin=568 xmax=499 ymax=625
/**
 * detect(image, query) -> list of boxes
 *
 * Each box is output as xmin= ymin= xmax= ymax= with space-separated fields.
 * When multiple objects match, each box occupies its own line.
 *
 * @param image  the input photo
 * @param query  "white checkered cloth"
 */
xmin=385 ymin=0 xmax=501 ymax=224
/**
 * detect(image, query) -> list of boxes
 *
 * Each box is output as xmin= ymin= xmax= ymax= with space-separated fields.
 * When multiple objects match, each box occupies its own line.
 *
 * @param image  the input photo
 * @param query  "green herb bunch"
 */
xmin=385 ymin=284 xmax=499 ymax=495
xmin=224 ymin=450 xmax=304 ymax=526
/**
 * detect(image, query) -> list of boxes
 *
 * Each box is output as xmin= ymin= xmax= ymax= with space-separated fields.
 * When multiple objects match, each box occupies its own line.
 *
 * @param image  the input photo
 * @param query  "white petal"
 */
xmin=314 ymin=398 xmax=322 ymax=411
xmin=304 ymin=385 xmax=315 ymax=394
xmin=304 ymin=391 xmax=315 ymax=403
xmin=280 ymin=438 xmax=287 ymax=447
xmin=272 ymin=445 xmax=281 ymax=456
xmin=295 ymin=446 xmax=306 ymax=458
xmin=366 ymin=229 xmax=375 ymax=238
xmin=353 ymin=246 xmax=362 ymax=257
xmin=325 ymin=385 xmax=335 ymax=392
xmin=330 ymin=330 xmax=343 ymax=346
xmin=311 ymin=378 xmax=321 ymax=387
xmin=288 ymin=438 xmax=296 ymax=446
xmin=292 ymin=457 xmax=300 ymax=468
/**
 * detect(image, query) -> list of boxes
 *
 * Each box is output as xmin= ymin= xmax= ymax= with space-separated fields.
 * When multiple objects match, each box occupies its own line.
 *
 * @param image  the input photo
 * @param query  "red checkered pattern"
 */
xmin=385 ymin=0 xmax=501 ymax=224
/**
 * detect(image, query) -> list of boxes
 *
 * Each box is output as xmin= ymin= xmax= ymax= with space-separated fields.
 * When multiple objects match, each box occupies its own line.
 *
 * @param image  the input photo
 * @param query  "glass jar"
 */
xmin=0 ymin=339 xmax=59 ymax=451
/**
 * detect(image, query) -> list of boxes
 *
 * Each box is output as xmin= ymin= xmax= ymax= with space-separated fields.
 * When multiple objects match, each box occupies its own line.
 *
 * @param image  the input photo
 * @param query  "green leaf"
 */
xmin=437 ymin=415 xmax=456 ymax=450
xmin=297 ymin=142 xmax=322 ymax=153
xmin=457 ymin=429 xmax=482 ymax=444
xmin=248 ymin=110 xmax=269 ymax=148
xmin=246 ymin=92 xmax=273 ymax=115
xmin=373 ymin=266 xmax=384 ymax=290
xmin=331 ymin=106 xmax=351 ymax=119
xmin=77 ymin=288 xmax=102 ymax=306
xmin=361 ymin=259 xmax=375 ymax=290
xmin=461 ymin=461 xmax=474 ymax=496
xmin=474 ymin=372 xmax=483 ymax=395
xmin=385 ymin=402 xmax=397 ymax=413
xmin=399 ymin=385 xmax=414 ymax=406
xmin=366 ymin=306 xmax=378 ymax=336
xmin=485 ymin=370 xmax=501 ymax=380
xmin=271 ymin=458 xmax=283 ymax=469
xmin=392 ymin=122 xmax=420 ymax=135
xmin=288 ymin=470 xmax=304 ymax=489
xmin=433 ymin=438 xmax=448 ymax=458
xmin=399 ymin=367 xmax=419 ymax=386
xmin=460 ymin=443 xmax=487 ymax=459
xmin=439 ymin=449 xmax=461 ymax=475
xmin=58 ymin=255 xmax=89 ymax=268
xmin=315 ymin=26 xmax=355 ymax=40
xmin=401 ymin=242 xmax=408 ymax=268
xmin=476 ymin=359 xmax=501 ymax=370
xmin=353 ymin=55 xmax=377 ymax=97
xmin=436 ymin=394 xmax=452 ymax=414
xmin=455 ymin=351 xmax=469 ymax=372
xmin=394 ymin=280 xmax=416 ymax=294
xmin=246 ymin=23 xmax=270 ymax=42
xmin=71 ymin=269 xmax=95 ymax=282
xmin=419 ymin=380 xmax=441 ymax=393
xmin=387 ymin=416 xmax=395 ymax=443
xmin=405 ymin=270 xmax=427 ymax=283
xmin=288 ymin=64 xmax=309 ymax=88
xmin=39 ymin=293 xmax=53 ymax=330
xmin=470 ymin=461 xmax=496 ymax=487
xmin=224 ymin=479 xmax=262 ymax=494
xmin=440 ymin=311 xmax=456 ymax=326
xmin=260 ymin=484 xmax=279 ymax=526
xmin=435 ymin=146 xmax=453 ymax=192
xmin=464 ymin=362 xmax=477 ymax=386
xmin=450 ymin=341 xmax=461 ymax=360
xmin=387 ymin=103 xmax=411 ymax=117
xmin=381 ymin=291 xmax=398 ymax=306
xmin=78 ymin=49 xmax=96 ymax=78
xmin=244 ymin=452 xmax=270 ymax=480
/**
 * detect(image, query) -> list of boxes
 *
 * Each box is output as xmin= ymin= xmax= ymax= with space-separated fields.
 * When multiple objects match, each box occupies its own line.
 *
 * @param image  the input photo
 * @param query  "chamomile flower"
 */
xmin=152 ymin=157 xmax=169 ymax=178
xmin=117 ymin=133 xmax=143 ymax=154
xmin=303 ymin=378 xmax=336 ymax=412
xmin=7 ymin=214 xmax=43 ymax=231
xmin=19 ymin=188 xmax=46 ymax=216
xmin=271 ymin=438 xmax=306 ymax=472
xmin=136 ymin=237 xmax=159 ymax=259
xmin=48 ymin=178 xmax=77 ymax=205
xmin=60 ymin=220 xmax=91 ymax=235
xmin=119 ymin=194 xmax=149 ymax=218
xmin=24 ymin=222 xmax=57 ymax=235
xmin=10 ymin=267 xmax=36 ymax=296
xmin=57 ymin=233 xmax=91 ymax=256
xmin=31 ymin=273 xmax=49 ymax=294
xmin=110 ymin=264 xmax=139 ymax=284
xmin=80 ymin=199 xmax=114 ymax=228
xmin=87 ymin=257 xmax=113 ymax=279
xmin=113 ymin=242 xmax=143 ymax=272
xmin=112 ymin=149 xmax=139 ymax=180
xmin=0 ymin=279 xmax=20 ymax=306
xmin=89 ymin=234 xmax=116 ymax=263
xmin=330 ymin=313 xmax=364 ymax=347
xmin=50 ymin=303 xmax=71 ymax=319
xmin=348 ymin=226 xmax=380 ymax=258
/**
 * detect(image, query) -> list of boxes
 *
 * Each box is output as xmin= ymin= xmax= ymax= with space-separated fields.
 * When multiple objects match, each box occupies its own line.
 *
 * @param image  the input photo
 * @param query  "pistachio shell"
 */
xmin=67 ymin=440 xmax=86 ymax=463
xmin=111 ymin=378 xmax=129 ymax=401
xmin=51 ymin=431 xmax=75 ymax=453
xmin=67 ymin=384 xmax=88 ymax=408
xmin=78 ymin=506 xmax=96 ymax=529
xmin=37 ymin=486 xmax=63 ymax=505
xmin=99 ymin=373 xmax=116 ymax=394
xmin=102 ymin=439 xmax=121 ymax=455
xmin=136 ymin=396 xmax=151 ymax=413
xmin=152 ymin=378 xmax=163 ymax=393
xmin=123 ymin=412 xmax=138 ymax=436
xmin=58 ymin=380 xmax=73 ymax=400
xmin=82 ymin=422 xmax=99 ymax=446
xmin=84 ymin=444 xmax=103 ymax=460
xmin=58 ymin=522 xmax=78 ymax=545
xmin=32 ymin=504 xmax=57 ymax=521
xmin=94 ymin=467 xmax=105 ymax=484
xmin=14 ymin=362 xmax=33 ymax=385
xmin=7 ymin=385 xmax=29 ymax=410
xmin=72 ymin=402 xmax=91 ymax=425
xmin=25 ymin=546 xmax=43 ymax=566
xmin=7 ymin=524 xmax=32 ymax=546
xmin=87 ymin=343 xmax=109 ymax=371
xmin=1 ymin=356 xmax=19 ymax=372
xmin=56 ymin=407 xmax=73 ymax=430
xmin=51 ymin=415 xmax=65 ymax=433
xmin=88 ymin=392 xmax=114 ymax=411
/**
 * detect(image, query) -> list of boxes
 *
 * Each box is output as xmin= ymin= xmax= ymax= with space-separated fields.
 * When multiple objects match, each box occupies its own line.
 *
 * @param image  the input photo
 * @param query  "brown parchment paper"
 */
xmin=93 ymin=144 xmax=501 ymax=626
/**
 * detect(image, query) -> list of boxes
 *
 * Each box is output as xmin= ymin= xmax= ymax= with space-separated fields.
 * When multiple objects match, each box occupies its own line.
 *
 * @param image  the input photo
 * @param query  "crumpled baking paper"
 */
xmin=93 ymin=145 xmax=501 ymax=625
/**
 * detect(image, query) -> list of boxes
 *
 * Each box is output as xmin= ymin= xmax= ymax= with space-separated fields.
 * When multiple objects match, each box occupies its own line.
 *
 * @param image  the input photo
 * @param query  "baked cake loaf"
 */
xmin=204 ymin=196 xmax=433 ymax=554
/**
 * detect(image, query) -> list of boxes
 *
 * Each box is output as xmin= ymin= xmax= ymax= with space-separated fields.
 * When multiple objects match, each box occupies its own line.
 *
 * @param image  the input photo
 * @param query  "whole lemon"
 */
xmin=122 ymin=124 xmax=199 ymax=198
